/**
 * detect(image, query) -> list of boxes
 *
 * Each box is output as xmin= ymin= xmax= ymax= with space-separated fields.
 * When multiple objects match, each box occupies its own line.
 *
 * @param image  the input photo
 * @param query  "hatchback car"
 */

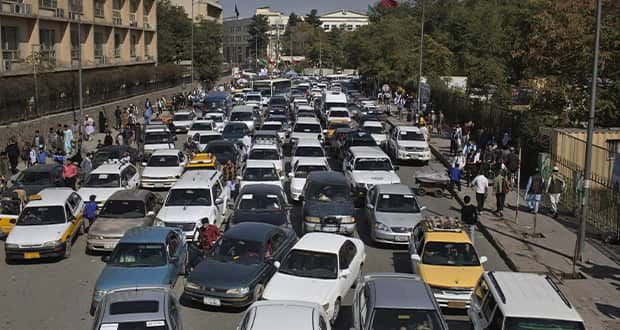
xmin=301 ymin=172 xmax=355 ymax=235
xmin=229 ymin=184 xmax=290 ymax=228
xmin=183 ymin=222 xmax=297 ymax=308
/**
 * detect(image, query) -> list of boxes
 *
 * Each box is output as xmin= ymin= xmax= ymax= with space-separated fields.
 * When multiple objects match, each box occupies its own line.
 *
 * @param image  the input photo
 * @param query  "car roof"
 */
xmin=246 ymin=160 xmax=277 ymax=169
xmin=119 ymin=227 xmax=174 ymax=243
xmin=294 ymin=232 xmax=347 ymax=254
xmin=231 ymin=106 xmax=254 ymax=113
xmin=307 ymin=171 xmax=347 ymax=184
xmin=239 ymin=184 xmax=285 ymax=196
xmin=249 ymin=300 xmax=317 ymax=330
xmin=367 ymin=275 xmax=436 ymax=310
xmin=90 ymin=161 xmax=133 ymax=174
xmin=27 ymin=188 xmax=74 ymax=207
xmin=151 ymin=149 xmax=181 ymax=156
xmin=294 ymin=158 xmax=328 ymax=167
xmin=349 ymin=146 xmax=387 ymax=157
xmin=488 ymin=271 xmax=584 ymax=321
xmin=102 ymin=288 xmax=168 ymax=323
xmin=425 ymin=231 xmax=472 ymax=243
xmin=375 ymin=184 xmax=414 ymax=195
xmin=108 ymin=189 xmax=152 ymax=201
xmin=173 ymin=170 xmax=219 ymax=188
xmin=224 ymin=222 xmax=278 ymax=242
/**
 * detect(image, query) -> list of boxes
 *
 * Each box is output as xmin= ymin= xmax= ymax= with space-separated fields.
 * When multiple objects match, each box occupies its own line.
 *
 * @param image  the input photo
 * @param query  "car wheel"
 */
xmin=253 ymin=284 xmax=264 ymax=302
xmin=64 ymin=239 xmax=72 ymax=259
xmin=330 ymin=298 xmax=341 ymax=325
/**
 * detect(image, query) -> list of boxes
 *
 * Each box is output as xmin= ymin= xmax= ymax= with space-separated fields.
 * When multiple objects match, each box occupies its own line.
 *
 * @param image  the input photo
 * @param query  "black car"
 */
xmin=183 ymin=222 xmax=297 ymax=307
xmin=9 ymin=164 xmax=65 ymax=196
xmin=205 ymin=140 xmax=243 ymax=165
xmin=229 ymin=185 xmax=290 ymax=228
xmin=269 ymin=95 xmax=289 ymax=111
xmin=300 ymin=172 xmax=356 ymax=236
xmin=93 ymin=145 xmax=140 ymax=169
xmin=222 ymin=122 xmax=250 ymax=142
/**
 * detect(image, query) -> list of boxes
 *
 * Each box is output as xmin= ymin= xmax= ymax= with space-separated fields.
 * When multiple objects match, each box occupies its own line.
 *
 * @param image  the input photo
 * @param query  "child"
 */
xmin=83 ymin=194 xmax=98 ymax=231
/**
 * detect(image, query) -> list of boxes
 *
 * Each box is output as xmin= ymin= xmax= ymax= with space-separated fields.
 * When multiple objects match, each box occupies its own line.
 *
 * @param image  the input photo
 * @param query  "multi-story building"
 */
xmin=222 ymin=16 xmax=252 ymax=67
xmin=0 ymin=0 xmax=157 ymax=76
xmin=173 ymin=0 xmax=222 ymax=23
xmin=319 ymin=9 xmax=368 ymax=32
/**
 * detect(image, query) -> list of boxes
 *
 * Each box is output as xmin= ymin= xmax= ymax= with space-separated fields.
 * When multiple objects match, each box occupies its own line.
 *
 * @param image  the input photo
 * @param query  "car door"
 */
xmin=165 ymin=232 xmax=182 ymax=285
xmin=125 ymin=165 xmax=139 ymax=188
xmin=211 ymin=180 xmax=225 ymax=222
xmin=337 ymin=241 xmax=358 ymax=296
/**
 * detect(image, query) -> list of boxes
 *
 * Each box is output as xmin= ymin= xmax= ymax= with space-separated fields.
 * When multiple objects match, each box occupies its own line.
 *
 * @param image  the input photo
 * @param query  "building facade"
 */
xmin=319 ymin=9 xmax=368 ymax=32
xmin=222 ymin=16 xmax=252 ymax=67
xmin=173 ymin=0 xmax=222 ymax=23
xmin=0 ymin=0 xmax=157 ymax=76
xmin=255 ymin=6 xmax=287 ymax=66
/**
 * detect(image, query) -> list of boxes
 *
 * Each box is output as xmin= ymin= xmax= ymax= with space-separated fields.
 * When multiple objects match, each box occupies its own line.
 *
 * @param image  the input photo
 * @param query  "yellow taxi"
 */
xmin=4 ymin=188 xmax=84 ymax=261
xmin=184 ymin=152 xmax=218 ymax=172
xmin=0 ymin=190 xmax=27 ymax=237
xmin=408 ymin=217 xmax=487 ymax=309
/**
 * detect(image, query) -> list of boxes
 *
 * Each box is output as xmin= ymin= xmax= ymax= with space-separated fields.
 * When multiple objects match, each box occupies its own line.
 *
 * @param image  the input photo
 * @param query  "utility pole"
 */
xmin=78 ymin=13 xmax=84 ymax=147
xmin=319 ymin=36 xmax=322 ymax=76
xmin=191 ymin=0 xmax=195 ymax=88
xmin=32 ymin=44 xmax=39 ymax=118
xmin=575 ymin=0 xmax=602 ymax=265
xmin=416 ymin=0 xmax=425 ymax=121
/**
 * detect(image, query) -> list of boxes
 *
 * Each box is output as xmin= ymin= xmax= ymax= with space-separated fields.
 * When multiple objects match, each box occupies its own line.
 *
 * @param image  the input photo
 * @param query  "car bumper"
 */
xmin=372 ymin=229 xmax=411 ymax=244
xmin=5 ymin=243 xmax=67 ymax=260
xmin=140 ymin=179 xmax=177 ymax=189
xmin=432 ymin=289 xmax=473 ymax=309
xmin=304 ymin=222 xmax=356 ymax=235
xmin=183 ymin=288 xmax=255 ymax=308
xmin=86 ymin=238 xmax=121 ymax=252
xmin=397 ymin=150 xmax=431 ymax=161
xmin=175 ymin=127 xmax=189 ymax=134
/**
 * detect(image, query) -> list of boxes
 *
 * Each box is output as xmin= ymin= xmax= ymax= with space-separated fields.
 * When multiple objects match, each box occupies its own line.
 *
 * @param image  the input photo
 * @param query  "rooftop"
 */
xmin=28 ymin=188 xmax=75 ymax=207
xmin=369 ymin=275 xmax=435 ymax=310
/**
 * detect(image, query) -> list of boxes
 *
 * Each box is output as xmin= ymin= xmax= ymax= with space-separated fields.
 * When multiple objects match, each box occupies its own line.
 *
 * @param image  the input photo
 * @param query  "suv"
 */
xmin=156 ymin=170 xmax=228 ymax=240
xmin=230 ymin=106 xmax=258 ymax=132
xmin=361 ymin=120 xmax=385 ymax=146
xmin=408 ymin=218 xmax=487 ymax=309
xmin=143 ymin=127 xmax=176 ymax=155
xmin=352 ymin=273 xmax=448 ymax=330
xmin=469 ymin=271 xmax=585 ymax=330
xmin=386 ymin=125 xmax=431 ymax=163
xmin=343 ymin=146 xmax=401 ymax=204
xmin=239 ymin=160 xmax=284 ymax=190
xmin=300 ymin=172 xmax=355 ymax=235
xmin=78 ymin=160 xmax=139 ymax=209
xmin=140 ymin=149 xmax=186 ymax=189
xmin=247 ymin=143 xmax=284 ymax=174
xmin=290 ymin=138 xmax=327 ymax=170
xmin=172 ymin=110 xmax=196 ymax=134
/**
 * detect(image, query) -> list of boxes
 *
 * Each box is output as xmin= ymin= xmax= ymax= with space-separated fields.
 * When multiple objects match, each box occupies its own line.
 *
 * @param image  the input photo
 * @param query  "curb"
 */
xmin=429 ymin=142 xmax=519 ymax=272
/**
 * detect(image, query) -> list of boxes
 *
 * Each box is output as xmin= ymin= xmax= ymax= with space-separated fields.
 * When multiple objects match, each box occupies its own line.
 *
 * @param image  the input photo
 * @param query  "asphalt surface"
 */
xmin=0 ymin=135 xmax=509 ymax=330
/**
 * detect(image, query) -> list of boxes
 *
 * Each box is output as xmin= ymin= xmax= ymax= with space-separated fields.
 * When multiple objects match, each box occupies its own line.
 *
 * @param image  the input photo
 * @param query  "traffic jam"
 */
xmin=1 ymin=76 xmax=586 ymax=330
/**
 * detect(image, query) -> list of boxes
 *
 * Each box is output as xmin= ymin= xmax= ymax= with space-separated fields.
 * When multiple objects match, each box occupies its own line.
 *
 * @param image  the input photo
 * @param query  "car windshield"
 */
xmin=223 ymin=124 xmax=248 ymax=136
xmin=294 ymin=147 xmax=324 ymax=157
xmin=364 ymin=126 xmax=384 ymax=134
xmin=198 ymin=134 xmax=222 ymax=144
xmin=102 ymin=321 xmax=168 ymax=330
xmin=422 ymin=242 xmax=480 ymax=266
xmin=270 ymin=97 xmax=286 ymax=105
xmin=243 ymin=167 xmax=279 ymax=181
xmin=205 ymin=115 xmax=223 ymax=123
xmin=147 ymin=156 xmax=179 ymax=167
xmin=109 ymin=243 xmax=166 ymax=267
xmin=209 ymin=237 xmax=264 ymax=265
xmin=350 ymin=136 xmax=377 ymax=147
xmin=249 ymin=149 xmax=280 ymax=160
xmin=238 ymin=193 xmax=282 ymax=211
xmin=83 ymin=173 xmax=120 ymax=188
xmin=294 ymin=165 xmax=327 ymax=178
xmin=278 ymin=249 xmax=338 ymax=279
xmin=294 ymin=123 xmax=321 ymax=133
xmin=145 ymin=132 xmax=172 ymax=144
xmin=399 ymin=131 xmax=426 ymax=141
xmin=230 ymin=112 xmax=253 ymax=121
xmin=376 ymin=194 xmax=420 ymax=213
xmin=307 ymin=183 xmax=349 ymax=201
xmin=173 ymin=113 xmax=192 ymax=121
xmin=190 ymin=122 xmax=213 ymax=131
xmin=165 ymin=189 xmax=211 ymax=206
xmin=354 ymin=158 xmax=393 ymax=171
xmin=370 ymin=308 xmax=443 ymax=330
xmin=504 ymin=317 xmax=585 ymax=330
xmin=16 ymin=171 xmax=52 ymax=185
xmin=261 ymin=124 xmax=282 ymax=131
xmin=246 ymin=95 xmax=261 ymax=102
xmin=0 ymin=199 xmax=21 ymax=215
xmin=329 ymin=110 xmax=349 ymax=118
xmin=100 ymin=200 xmax=146 ymax=218
xmin=17 ymin=206 xmax=65 ymax=225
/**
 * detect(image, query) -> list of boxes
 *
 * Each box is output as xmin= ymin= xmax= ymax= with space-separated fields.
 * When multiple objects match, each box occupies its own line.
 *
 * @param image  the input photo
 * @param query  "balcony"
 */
xmin=1 ymin=2 xmax=33 ymax=16
xmin=39 ymin=48 xmax=56 ymax=65
xmin=143 ymin=16 xmax=150 ymax=29
xmin=112 ymin=10 xmax=122 ymax=25
xmin=2 ymin=49 xmax=20 ymax=71
xmin=114 ymin=47 xmax=120 ymax=58
xmin=129 ymin=13 xmax=137 ymax=27
xmin=94 ymin=47 xmax=106 ymax=64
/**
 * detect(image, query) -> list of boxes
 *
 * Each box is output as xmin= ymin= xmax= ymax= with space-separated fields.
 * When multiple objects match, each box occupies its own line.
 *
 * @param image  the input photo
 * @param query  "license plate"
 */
xmin=448 ymin=301 xmax=466 ymax=308
xmin=323 ymin=226 xmax=337 ymax=232
xmin=24 ymin=252 xmax=40 ymax=259
xmin=203 ymin=297 xmax=221 ymax=306
xmin=395 ymin=235 xmax=409 ymax=242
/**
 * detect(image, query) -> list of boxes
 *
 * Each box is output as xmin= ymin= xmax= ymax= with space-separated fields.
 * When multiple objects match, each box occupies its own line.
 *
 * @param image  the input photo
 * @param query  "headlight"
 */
xmin=185 ymin=282 xmax=201 ymax=290
xmin=375 ymin=221 xmax=390 ymax=231
xmin=341 ymin=216 xmax=356 ymax=224
xmin=5 ymin=243 xmax=19 ymax=249
xmin=87 ymin=234 xmax=102 ymax=240
xmin=226 ymin=287 xmax=249 ymax=295
xmin=43 ymin=240 xmax=62 ymax=247
xmin=305 ymin=216 xmax=321 ymax=223
xmin=322 ymin=302 xmax=330 ymax=311
xmin=93 ymin=289 xmax=107 ymax=302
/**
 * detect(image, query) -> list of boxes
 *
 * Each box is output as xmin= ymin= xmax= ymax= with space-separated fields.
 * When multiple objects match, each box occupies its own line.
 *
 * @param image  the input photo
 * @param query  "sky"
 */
xmin=223 ymin=0 xmax=376 ymax=18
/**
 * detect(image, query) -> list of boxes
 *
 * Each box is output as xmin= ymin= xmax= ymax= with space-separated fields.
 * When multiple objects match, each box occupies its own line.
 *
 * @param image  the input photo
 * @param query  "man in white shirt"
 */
xmin=471 ymin=172 xmax=489 ymax=213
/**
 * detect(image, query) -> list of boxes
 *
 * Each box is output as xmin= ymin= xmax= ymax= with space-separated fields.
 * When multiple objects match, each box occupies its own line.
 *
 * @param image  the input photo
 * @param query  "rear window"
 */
xmin=109 ymin=300 xmax=159 ymax=315
xmin=230 ymin=112 xmax=253 ymax=121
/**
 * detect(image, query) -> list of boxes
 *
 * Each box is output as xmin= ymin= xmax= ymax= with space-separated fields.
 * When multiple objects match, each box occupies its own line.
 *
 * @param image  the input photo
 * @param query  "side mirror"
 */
xmin=479 ymin=256 xmax=488 ymax=264
xmin=273 ymin=260 xmax=281 ymax=269
xmin=101 ymin=255 xmax=110 ymax=263
xmin=322 ymin=129 xmax=328 ymax=134
xmin=147 ymin=211 xmax=155 ymax=217
xmin=340 ymin=268 xmax=351 ymax=279
xmin=141 ymin=162 xmax=147 ymax=167
xmin=215 ymin=198 xmax=224 ymax=205
xmin=279 ymin=176 xmax=286 ymax=181
xmin=236 ymin=175 xmax=242 ymax=181
xmin=410 ymin=254 xmax=421 ymax=262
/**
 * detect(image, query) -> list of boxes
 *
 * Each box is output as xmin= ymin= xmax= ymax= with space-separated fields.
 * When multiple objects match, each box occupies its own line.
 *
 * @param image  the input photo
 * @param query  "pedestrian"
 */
xmin=123 ymin=124 xmax=134 ymax=146
xmin=120 ymin=108 xmax=129 ymax=129
xmin=546 ymin=166 xmax=565 ymax=218
xmin=98 ymin=110 xmax=107 ymax=134
xmin=63 ymin=124 xmax=73 ymax=155
xmin=83 ymin=194 xmax=98 ymax=230
xmin=438 ymin=111 xmax=445 ymax=134
xmin=461 ymin=195 xmax=478 ymax=244
xmin=0 ymin=153 xmax=9 ymax=179
xmin=84 ymin=115 xmax=95 ymax=141
xmin=37 ymin=147 xmax=48 ymax=165
xmin=32 ymin=130 xmax=45 ymax=151
xmin=242 ymin=134 xmax=252 ymax=154
xmin=134 ymin=123 xmax=143 ymax=149
xmin=5 ymin=137 xmax=20 ymax=174
xmin=493 ymin=170 xmax=509 ymax=216
xmin=471 ymin=172 xmax=489 ymax=213
xmin=116 ymin=132 xmax=124 ymax=145
xmin=62 ymin=160 xmax=78 ymax=189
xmin=449 ymin=163 xmax=462 ymax=192
xmin=53 ymin=149 xmax=66 ymax=164
xmin=222 ymin=159 xmax=237 ymax=200
xmin=47 ymin=127 xmax=57 ymax=152
xmin=104 ymin=131 xmax=114 ymax=146
xmin=80 ymin=152 xmax=93 ymax=177
xmin=114 ymin=106 xmax=122 ymax=130
xmin=28 ymin=145 xmax=37 ymax=167
xmin=525 ymin=168 xmax=545 ymax=214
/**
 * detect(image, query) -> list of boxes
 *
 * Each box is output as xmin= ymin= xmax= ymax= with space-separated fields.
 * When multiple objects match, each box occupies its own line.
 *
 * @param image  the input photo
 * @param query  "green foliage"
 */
xmin=304 ymin=9 xmax=322 ymax=29
xmin=288 ymin=13 xmax=301 ymax=27
xmin=156 ymin=0 xmax=191 ymax=63
xmin=193 ymin=20 xmax=223 ymax=87
xmin=247 ymin=15 xmax=270 ymax=62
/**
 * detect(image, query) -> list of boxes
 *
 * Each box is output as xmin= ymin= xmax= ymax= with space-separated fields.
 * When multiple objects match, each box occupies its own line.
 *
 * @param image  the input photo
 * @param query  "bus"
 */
xmin=253 ymin=78 xmax=291 ymax=103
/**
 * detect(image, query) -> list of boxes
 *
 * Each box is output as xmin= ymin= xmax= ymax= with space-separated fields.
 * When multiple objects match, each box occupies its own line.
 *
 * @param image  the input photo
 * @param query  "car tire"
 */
xmin=330 ymin=298 xmax=341 ymax=325
xmin=253 ymin=284 xmax=264 ymax=302
xmin=64 ymin=239 xmax=72 ymax=259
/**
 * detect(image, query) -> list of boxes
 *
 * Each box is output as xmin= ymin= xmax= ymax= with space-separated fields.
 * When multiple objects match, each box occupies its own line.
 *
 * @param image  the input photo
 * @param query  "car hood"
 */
xmin=375 ymin=211 xmax=423 ymax=228
xmin=397 ymin=140 xmax=427 ymax=148
xmin=77 ymin=187 xmax=122 ymax=203
xmin=418 ymin=264 xmax=483 ymax=289
xmin=188 ymin=258 xmax=260 ymax=288
xmin=142 ymin=166 xmax=182 ymax=178
xmin=157 ymin=206 xmax=212 ymax=222
xmin=89 ymin=217 xmax=150 ymax=237
xmin=304 ymin=200 xmax=355 ymax=218
xmin=263 ymin=272 xmax=335 ymax=305
xmin=351 ymin=171 xmax=401 ymax=185
xmin=231 ymin=210 xmax=286 ymax=226
xmin=96 ymin=266 xmax=171 ymax=291
xmin=6 ymin=223 xmax=68 ymax=245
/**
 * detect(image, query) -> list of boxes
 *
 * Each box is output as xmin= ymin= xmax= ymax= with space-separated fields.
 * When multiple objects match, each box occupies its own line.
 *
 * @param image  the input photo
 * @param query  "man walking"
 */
xmin=5 ymin=137 xmax=20 ymax=174
xmin=449 ymin=162 xmax=462 ymax=192
xmin=114 ymin=106 xmax=122 ymax=130
xmin=222 ymin=159 xmax=237 ymax=200
xmin=493 ymin=170 xmax=509 ymax=216
xmin=546 ymin=166 xmax=565 ymax=218
xmin=471 ymin=172 xmax=489 ymax=213
xmin=461 ymin=196 xmax=478 ymax=244
xmin=525 ymin=168 xmax=545 ymax=214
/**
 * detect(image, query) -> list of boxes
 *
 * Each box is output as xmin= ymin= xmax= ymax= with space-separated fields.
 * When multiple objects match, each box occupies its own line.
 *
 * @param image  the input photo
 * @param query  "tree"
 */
xmin=305 ymin=9 xmax=322 ymax=28
xmin=247 ymin=15 xmax=270 ymax=66
xmin=288 ymin=12 xmax=301 ymax=27
xmin=156 ymin=0 xmax=191 ymax=63
xmin=193 ymin=20 xmax=223 ymax=87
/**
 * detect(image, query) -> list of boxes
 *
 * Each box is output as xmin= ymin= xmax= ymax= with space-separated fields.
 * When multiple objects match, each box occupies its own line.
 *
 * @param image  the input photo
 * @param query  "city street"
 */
xmin=0 ymin=134 xmax=509 ymax=330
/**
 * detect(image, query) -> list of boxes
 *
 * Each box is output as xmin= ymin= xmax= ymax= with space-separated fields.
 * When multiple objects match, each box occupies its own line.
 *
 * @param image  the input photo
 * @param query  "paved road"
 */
xmin=0 ymin=136 xmax=509 ymax=330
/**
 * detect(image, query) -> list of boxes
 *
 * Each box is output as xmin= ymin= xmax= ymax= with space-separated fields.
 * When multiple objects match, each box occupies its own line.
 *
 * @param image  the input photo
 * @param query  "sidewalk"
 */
xmin=429 ymin=134 xmax=620 ymax=329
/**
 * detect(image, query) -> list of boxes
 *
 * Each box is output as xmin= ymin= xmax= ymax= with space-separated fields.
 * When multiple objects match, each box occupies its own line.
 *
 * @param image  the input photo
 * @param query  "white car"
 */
xmin=194 ymin=132 xmax=223 ymax=152
xmin=386 ymin=126 xmax=431 ymax=163
xmin=230 ymin=106 xmax=257 ymax=132
xmin=260 ymin=121 xmax=288 ymax=143
xmin=245 ymin=92 xmax=262 ymax=107
xmin=263 ymin=233 xmax=366 ymax=325
xmin=156 ymin=170 xmax=229 ymax=240
xmin=343 ymin=147 xmax=401 ymax=198
xmin=239 ymin=160 xmax=285 ymax=190
xmin=326 ymin=108 xmax=352 ymax=124
xmin=143 ymin=127 xmax=175 ymax=154
xmin=204 ymin=112 xmax=226 ymax=132
xmin=288 ymin=158 xmax=330 ymax=201
xmin=187 ymin=120 xmax=215 ymax=138
xmin=290 ymin=138 xmax=327 ymax=169
xmin=361 ymin=121 xmax=386 ymax=146
xmin=291 ymin=117 xmax=323 ymax=144
xmin=172 ymin=110 xmax=197 ymax=134
xmin=238 ymin=300 xmax=331 ymax=330
xmin=247 ymin=144 xmax=285 ymax=174
xmin=140 ymin=149 xmax=186 ymax=189
xmin=78 ymin=161 xmax=139 ymax=209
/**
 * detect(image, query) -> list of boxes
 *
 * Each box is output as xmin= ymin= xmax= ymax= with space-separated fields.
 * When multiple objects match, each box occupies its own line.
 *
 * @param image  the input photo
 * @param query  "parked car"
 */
xmin=91 ymin=287 xmax=183 ymax=330
xmin=238 ymin=300 xmax=331 ymax=330
xmin=91 ymin=227 xmax=186 ymax=314
xmin=183 ymin=222 xmax=297 ymax=308
xmin=263 ymin=232 xmax=366 ymax=325
xmin=229 ymin=184 xmax=290 ymax=228
xmin=86 ymin=190 xmax=161 ymax=253
xmin=300 ymin=172 xmax=355 ymax=235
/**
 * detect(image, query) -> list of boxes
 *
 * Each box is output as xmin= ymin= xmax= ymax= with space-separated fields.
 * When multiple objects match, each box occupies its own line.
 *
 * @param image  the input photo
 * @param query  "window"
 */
xmin=318 ymin=315 xmax=328 ymax=330
xmin=65 ymin=204 xmax=72 ymax=220
xmin=323 ymin=25 xmax=330 ymax=31
xmin=489 ymin=308 xmax=505 ymax=329
xmin=1 ymin=27 xmax=18 ymax=51
xmin=94 ymin=0 xmax=104 ymax=17
xmin=130 ymin=30 xmax=137 ymax=57
xmin=167 ymin=233 xmax=179 ymax=257
xmin=339 ymin=241 xmax=357 ymax=269
xmin=269 ymin=231 xmax=285 ymax=252
xmin=608 ymin=139 xmax=620 ymax=160
xmin=481 ymin=291 xmax=498 ymax=322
